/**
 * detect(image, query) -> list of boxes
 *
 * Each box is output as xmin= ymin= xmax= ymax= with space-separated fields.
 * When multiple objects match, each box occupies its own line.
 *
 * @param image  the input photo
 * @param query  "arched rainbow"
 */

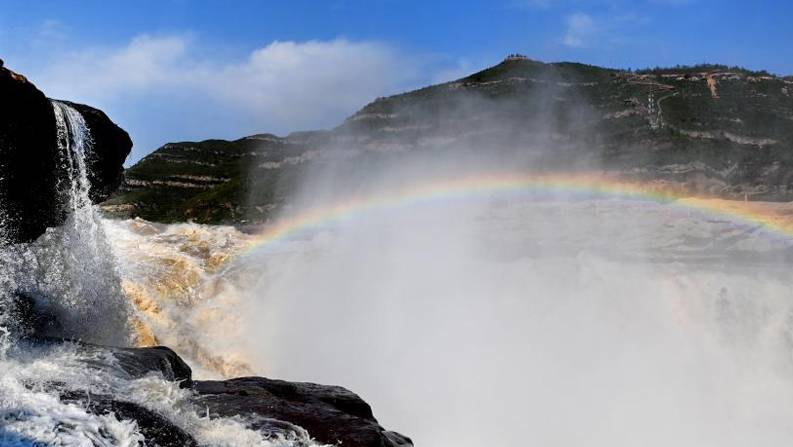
xmin=241 ymin=173 xmax=793 ymax=254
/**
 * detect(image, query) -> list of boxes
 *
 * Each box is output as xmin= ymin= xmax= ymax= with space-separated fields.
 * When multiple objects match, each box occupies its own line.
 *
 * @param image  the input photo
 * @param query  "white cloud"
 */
xmin=562 ymin=13 xmax=597 ymax=48
xmin=558 ymin=10 xmax=652 ymax=49
xmin=42 ymin=35 xmax=193 ymax=95
xmin=24 ymin=35 xmax=425 ymax=162
xmin=214 ymin=39 xmax=414 ymax=125
xmin=39 ymin=35 xmax=414 ymax=128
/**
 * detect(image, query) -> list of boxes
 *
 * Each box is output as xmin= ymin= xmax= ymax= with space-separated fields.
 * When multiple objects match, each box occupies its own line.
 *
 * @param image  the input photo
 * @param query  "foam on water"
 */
xmin=103 ymin=218 xmax=255 ymax=378
xmin=0 ymin=341 xmax=321 ymax=446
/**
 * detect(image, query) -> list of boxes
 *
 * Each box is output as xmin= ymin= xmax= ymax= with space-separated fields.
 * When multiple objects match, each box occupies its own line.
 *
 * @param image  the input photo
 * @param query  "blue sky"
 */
xmin=1 ymin=0 xmax=791 ymax=164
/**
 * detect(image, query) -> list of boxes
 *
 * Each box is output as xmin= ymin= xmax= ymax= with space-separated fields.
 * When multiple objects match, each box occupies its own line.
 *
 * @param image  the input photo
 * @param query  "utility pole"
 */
xmin=648 ymin=87 xmax=660 ymax=130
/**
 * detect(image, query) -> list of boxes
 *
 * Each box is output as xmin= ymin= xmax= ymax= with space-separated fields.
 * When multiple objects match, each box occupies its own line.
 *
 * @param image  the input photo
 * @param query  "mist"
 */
xmin=100 ymin=66 xmax=793 ymax=445
xmin=229 ymin=116 xmax=793 ymax=445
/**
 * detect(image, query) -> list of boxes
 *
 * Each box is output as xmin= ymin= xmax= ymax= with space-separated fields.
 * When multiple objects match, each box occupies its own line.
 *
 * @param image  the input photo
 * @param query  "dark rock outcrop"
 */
xmin=22 ymin=337 xmax=412 ymax=446
xmin=0 ymin=64 xmax=131 ymax=243
xmin=195 ymin=377 xmax=413 ymax=447
xmin=0 ymin=65 xmax=60 ymax=242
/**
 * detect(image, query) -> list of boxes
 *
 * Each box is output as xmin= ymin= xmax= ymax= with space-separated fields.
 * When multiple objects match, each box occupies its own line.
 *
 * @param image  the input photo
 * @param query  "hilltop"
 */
xmin=102 ymin=56 xmax=793 ymax=224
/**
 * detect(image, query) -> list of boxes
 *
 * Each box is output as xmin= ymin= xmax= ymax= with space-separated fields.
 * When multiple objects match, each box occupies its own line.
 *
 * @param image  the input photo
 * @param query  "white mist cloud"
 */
xmin=233 ymin=174 xmax=793 ymax=446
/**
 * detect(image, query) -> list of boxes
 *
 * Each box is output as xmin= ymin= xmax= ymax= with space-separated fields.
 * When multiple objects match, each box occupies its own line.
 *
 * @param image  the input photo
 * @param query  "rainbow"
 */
xmin=241 ymin=172 xmax=793 ymax=254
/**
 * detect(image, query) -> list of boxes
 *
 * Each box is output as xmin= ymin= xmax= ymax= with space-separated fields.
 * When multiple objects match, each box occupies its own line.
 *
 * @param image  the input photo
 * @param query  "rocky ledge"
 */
xmin=32 ymin=337 xmax=412 ymax=447
xmin=9 ymin=293 xmax=411 ymax=446
xmin=195 ymin=378 xmax=412 ymax=446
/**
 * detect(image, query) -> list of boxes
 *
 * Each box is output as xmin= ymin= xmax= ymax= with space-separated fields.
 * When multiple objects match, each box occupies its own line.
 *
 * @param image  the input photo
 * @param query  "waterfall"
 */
xmin=52 ymin=100 xmax=97 ymax=233
xmin=39 ymin=100 xmax=132 ymax=345
xmin=0 ymin=102 xmax=131 ymax=348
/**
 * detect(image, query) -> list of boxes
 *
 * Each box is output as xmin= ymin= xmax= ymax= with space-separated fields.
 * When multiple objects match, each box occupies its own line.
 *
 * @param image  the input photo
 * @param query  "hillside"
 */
xmin=102 ymin=56 xmax=793 ymax=224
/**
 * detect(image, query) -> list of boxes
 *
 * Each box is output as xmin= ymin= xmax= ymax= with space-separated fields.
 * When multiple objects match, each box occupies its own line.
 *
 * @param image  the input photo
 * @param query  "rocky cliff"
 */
xmin=0 ymin=63 xmax=132 ymax=242
xmin=103 ymin=57 xmax=793 ymax=224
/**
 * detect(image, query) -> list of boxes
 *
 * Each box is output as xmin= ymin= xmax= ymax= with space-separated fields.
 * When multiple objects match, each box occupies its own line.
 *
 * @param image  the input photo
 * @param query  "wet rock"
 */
xmin=22 ymin=337 xmax=193 ymax=389
xmin=20 ymin=331 xmax=409 ymax=445
xmin=194 ymin=377 xmax=413 ymax=447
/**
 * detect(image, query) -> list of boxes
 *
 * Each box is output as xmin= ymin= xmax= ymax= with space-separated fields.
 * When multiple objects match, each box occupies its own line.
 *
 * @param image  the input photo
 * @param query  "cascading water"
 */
xmin=0 ymin=103 xmax=319 ymax=446
xmin=53 ymin=101 xmax=93 ymax=218
xmin=39 ymin=100 xmax=131 ymax=344
xmin=0 ymin=101 xmax=131 ymax=348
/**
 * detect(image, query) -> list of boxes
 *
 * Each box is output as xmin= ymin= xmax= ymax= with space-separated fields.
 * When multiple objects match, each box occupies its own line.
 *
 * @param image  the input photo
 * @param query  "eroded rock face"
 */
xmin=0 ymin=65 xmax=132 ymax=243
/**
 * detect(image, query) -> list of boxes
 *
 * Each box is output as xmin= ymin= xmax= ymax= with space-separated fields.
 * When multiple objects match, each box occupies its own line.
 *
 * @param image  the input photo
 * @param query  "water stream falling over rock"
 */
xmin=5 ymin=101 xmax=133 ymax=346
xmin=53 ymin=101 xmax=94 ymax=225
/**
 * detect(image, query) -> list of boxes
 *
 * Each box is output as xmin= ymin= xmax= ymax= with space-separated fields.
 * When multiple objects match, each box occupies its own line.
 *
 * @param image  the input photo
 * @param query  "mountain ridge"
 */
xmin=102 ymin=56 xmax=793 ymax=224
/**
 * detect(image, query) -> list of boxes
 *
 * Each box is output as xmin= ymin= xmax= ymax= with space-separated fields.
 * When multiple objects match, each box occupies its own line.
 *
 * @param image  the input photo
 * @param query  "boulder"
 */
xmin=194 ymin=377 xmax=413 ymax=447
xmin=102 ymin=345 xmax=193 ymax=388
